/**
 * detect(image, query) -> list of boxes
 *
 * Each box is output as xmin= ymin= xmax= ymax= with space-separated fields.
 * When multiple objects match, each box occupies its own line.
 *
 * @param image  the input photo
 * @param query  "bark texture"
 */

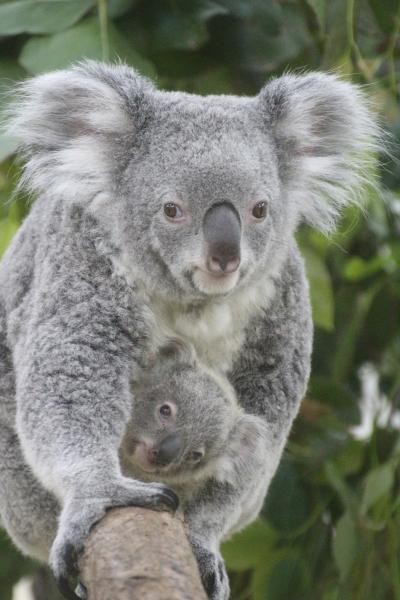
xmin=79 ymin=507 xmax=207 ymax=600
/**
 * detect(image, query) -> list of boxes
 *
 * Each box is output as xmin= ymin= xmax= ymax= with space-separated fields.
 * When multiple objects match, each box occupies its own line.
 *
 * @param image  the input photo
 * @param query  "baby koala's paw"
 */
xmin=51 ymin=476 xmax=179 ymax=599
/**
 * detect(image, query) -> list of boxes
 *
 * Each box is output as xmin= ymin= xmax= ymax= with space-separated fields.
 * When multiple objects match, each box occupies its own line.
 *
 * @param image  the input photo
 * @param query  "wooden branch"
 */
xmin=79 ymin=507 xmax=207 ymax=600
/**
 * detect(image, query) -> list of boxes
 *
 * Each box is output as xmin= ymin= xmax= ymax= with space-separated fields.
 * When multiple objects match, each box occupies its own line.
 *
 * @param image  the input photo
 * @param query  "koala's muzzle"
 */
xmin=203 ymin=203 xmax=241 ymax=274
xmin=155 ymin=433 xmax=182 ymax=466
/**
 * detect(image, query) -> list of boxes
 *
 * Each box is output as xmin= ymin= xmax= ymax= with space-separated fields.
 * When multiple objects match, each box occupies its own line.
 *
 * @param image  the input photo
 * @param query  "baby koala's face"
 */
xmin=122 ymin=345 xmax=238 ymax=483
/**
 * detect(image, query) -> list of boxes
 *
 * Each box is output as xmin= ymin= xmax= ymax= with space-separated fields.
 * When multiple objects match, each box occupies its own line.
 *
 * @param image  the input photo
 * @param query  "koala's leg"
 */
xmin=0 ymin=421 xmax=59 ymax=562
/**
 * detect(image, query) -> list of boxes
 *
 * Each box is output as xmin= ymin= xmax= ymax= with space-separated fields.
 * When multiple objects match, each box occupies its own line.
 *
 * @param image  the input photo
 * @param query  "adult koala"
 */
xmin=0 ymin=62 xmax=378 ymax=599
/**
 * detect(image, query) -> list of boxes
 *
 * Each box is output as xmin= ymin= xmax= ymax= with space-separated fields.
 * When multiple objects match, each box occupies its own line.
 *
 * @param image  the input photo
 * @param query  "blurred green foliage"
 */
xmin=0 ymin=0 xmax=400 ymax=599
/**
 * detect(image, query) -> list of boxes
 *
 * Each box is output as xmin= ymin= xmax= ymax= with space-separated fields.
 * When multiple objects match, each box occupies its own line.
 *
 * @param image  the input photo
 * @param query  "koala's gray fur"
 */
xmin=0 ymin=61 xmax=379 ymax=599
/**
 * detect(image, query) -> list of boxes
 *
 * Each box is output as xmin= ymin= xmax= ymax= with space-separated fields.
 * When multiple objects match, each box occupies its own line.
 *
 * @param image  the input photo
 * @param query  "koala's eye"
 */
xmin=189 ymin=450 xmax=205 ymax=462
xmin=252 ymin=201 xmax=267 ymax=220
xmin=164 ymin=202 xmax=183 ymax=220
xmin=159 ymin=404 xmax=172 ymax=418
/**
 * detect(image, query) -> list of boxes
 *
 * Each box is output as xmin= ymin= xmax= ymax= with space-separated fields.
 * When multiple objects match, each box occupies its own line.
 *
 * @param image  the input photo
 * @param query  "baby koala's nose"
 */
xmin=154 ymin=433 xmax=182 ymax=466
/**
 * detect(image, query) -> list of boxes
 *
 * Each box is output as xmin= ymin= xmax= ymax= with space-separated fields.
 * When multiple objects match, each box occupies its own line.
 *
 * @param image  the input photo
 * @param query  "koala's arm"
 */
xmin=11 ymin=204 xmax=177 ymax=589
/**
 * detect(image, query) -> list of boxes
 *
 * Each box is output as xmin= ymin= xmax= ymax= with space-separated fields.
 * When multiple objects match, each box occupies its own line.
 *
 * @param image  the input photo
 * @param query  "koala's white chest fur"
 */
xmin=147 ymin=277 xmax=275 ymax=374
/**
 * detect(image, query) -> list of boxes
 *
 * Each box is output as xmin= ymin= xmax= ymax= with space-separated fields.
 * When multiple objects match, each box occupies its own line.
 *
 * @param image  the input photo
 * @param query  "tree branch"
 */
xmin=79 ymin=507 xmax=207 ymax=600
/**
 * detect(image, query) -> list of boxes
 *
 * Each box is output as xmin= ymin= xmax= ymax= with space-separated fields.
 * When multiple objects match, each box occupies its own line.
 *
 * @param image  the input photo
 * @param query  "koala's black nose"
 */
xmin=156 ymin=433 xmax=182 ymax=466
xmin=209 ymin=254 xmax=240 ymax=274
xmin=203 ymin=202 xmax=241 ymax=274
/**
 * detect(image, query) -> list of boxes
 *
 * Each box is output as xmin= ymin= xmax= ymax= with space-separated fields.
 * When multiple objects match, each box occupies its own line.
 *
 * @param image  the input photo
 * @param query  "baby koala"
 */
xmin=120 ymin=338 xmax=269 ymax=599
xmin=120 ymin=339 xmax=266 ymax=494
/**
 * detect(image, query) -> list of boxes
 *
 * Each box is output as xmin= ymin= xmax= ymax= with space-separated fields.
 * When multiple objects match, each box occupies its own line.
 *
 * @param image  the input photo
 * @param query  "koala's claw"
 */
xmin=57 ymin=575 xmax=80 ymax=600
xmin=150 ymin=485 xmax=179 ymax=512
xmin=74 ymin=582 xmax=88 ymax=599
xmin=191 ymin=541 xmax=230 ymax=600
xmin=105 ymin=481 xmax=179 ymax=513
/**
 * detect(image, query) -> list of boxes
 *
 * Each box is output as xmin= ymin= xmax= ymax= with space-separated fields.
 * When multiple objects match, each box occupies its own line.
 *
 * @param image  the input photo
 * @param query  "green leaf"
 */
xmin=146 ymin=5 xmax=209 ymax=51
xmin=0 ymin=0 xmax=95 ymax=35
xmin=19 ymin=18 xmax=156 ymax=78
xmin=264 ymin=461 xmax=312 ymax=534
xmin=302 ymin=247 xmax=334 ymax=331
xmin=368 ymin=0 xmax=400 ymax=33
xmin=361 ymin=463 xmax=394 ymax=515
xmin=332 ymin=283 xmax=382 ymax=383
xmin=238 ymin=5 xmax=309 ymax=71
xmin=324 ymin=461 xmax=358 ymax=517
xmin=108 ymin=0 xmax=136 ymax=19
xmin=211 ymin=0 xmax=254 ymax=18
xmin=251 ymin=549 xmax=290 ymax=600
xmin=306 ymin=0 xmax=326 ymax=29
xmin=334 ymin=439 xmax=365 ymax=476
xmin=0 ymin=217 xmax=19 ymax=257
xmin=333 ymin=511 xmax=358 ymax=581
xmin=344 ymin=256 xmax=390 ymax=281
xmin=197 ymin=0 xmax=229 ymax=21
xmin=222 ymin=519 xmax=276 ymax=571
xmin=266 ymin=555 xmax=308 ymax=600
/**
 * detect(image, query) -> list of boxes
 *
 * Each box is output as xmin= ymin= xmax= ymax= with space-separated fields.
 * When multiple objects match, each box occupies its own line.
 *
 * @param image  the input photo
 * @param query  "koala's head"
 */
xmin=8 ymin=61 xmax=380 ymax=301
xmin=122 ymin=340 xmax=239 ymax=483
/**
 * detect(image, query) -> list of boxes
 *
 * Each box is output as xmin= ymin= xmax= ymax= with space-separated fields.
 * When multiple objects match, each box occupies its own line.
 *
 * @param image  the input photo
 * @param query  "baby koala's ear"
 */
xmin=257 ymin=72 xmax=382 ymax=232
xmin=234 ymin=414 xmax=268 ymax=447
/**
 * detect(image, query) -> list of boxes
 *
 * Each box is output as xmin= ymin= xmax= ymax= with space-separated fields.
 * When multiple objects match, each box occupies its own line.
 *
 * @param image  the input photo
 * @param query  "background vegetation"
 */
xmin=0 ymin=0 xmax=400 ymax=599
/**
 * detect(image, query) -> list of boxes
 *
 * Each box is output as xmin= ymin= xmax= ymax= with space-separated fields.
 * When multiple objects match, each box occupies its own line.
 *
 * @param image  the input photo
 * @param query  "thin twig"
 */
xmin=97 ymin=0 xmax=110 ymax=62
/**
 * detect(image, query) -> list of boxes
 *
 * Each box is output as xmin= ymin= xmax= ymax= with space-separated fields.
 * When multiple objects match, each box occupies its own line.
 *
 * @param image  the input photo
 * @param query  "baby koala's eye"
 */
xmin=159 ymin=403 xmax=172 ymax=418
xmin=164 ymin=202 xmax=183 ymax=220
xmin=252 ymin=201 xmax=267 ymax=220
xmin=189 ymin=449 xmax=205 ymax=463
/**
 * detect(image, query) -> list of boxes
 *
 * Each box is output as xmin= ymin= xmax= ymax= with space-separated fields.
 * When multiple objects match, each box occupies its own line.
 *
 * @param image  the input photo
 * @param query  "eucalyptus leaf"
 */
xmin=267 ymin=555 xmax=308 ymax=600
xmin=324 ymin=461 xmax=358 ymax=516
xmin=264 ymin=461 xmax=312 ymax=534
xmin=222 ymin=519 xmax=276 ymax=571
xmin=145 ymin=4 xmax=209 ymax=51
xmin=306 ymin=0 xmax=326 ymax=29
xmin=361 ymin=463 xmax=394 ymax=514
xmin=368 ymin=0 xmax=400 ymax=33
xmin=302 ymin=247 xmax=334 ymax=331
xmin=333 ymin=512 xmax=358 ymax=581
xmin=19 ymin=18 xmax=156 ymax=77
xmin=0 ymin=0 xmax=95 ymax=35
xmin=344 ymin=255 xmax=389 ymax=281
xmin=0 ymin=216 xmax=19 ymax=257
xmin=108 ymin=0 xmax=136 ymax=19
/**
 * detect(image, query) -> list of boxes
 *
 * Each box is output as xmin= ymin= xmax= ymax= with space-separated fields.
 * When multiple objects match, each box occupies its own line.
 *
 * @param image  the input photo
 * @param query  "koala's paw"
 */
xmin=191 ymin=540 xmax=230 ymax=600
xmin=51 ymin=477 xmax=179 ymax=600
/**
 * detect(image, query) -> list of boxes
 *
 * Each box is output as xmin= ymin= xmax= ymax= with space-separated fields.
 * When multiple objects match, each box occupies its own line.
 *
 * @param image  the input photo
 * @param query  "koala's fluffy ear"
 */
xmin=258 ymin=73 xmax=381 ymax=232
xmin=5 ymin=61 xmax=154 ymax=198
